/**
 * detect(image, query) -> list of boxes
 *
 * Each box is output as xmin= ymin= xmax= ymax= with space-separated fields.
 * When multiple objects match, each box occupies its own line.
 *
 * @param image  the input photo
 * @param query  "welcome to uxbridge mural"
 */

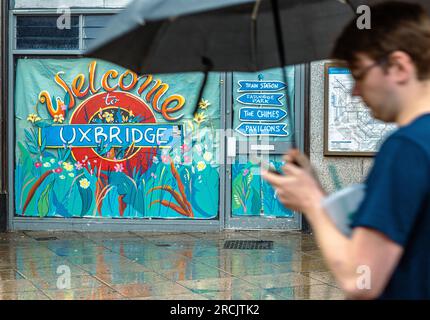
xmin=15 ymin=59 xmax=220 ymax=219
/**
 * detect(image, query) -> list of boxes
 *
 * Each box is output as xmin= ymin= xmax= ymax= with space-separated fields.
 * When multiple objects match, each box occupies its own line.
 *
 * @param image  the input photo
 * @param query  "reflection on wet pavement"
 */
xmin=0 ymin=230 xmax=344 ymax=300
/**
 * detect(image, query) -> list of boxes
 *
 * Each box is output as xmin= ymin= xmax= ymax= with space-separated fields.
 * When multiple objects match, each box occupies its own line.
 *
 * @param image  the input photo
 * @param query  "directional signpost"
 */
xmin=235 ymin=75 xmax=288 ymax=137
xmin=238 ymin=80 xmax=287 ymax=92
xmin=239 ymin=107 xmax=287 ymax=122
xmin=235 ymin=123 xmax=288 ymax=136
xmin=236 ymin=93 xmax=284 ymax=107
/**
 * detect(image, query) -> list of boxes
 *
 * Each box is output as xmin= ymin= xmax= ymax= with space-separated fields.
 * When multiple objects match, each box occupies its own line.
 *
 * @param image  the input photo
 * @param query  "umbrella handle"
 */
xmin=270 ymin=0 xmax=297 ymax=150
xmin=192 ymin=56 xmax=213 ymax=117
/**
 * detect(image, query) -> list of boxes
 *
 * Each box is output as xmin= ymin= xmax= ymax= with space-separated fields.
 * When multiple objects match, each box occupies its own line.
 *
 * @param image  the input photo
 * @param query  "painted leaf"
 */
xmin=37 ymin=182 xmax=53 ymax=217
xmin=250 ymin=187 xmax=261 ymax=215
xmin=64 ymin=92 xmax=71 ymax=108
xmin=24 ymin=129 xmax=34 ymax=143
xmin=62 ymin=148 xmax=71 ymax=162
xmin=78 ymin=186 xmax=93 ymax=217
xmin=232 ymin=193 xmax=241 ymax=210
xmin=17 ymin=142 xmax=34 ymax=177
xmin=52 ymin=190 xmax=72 ymax=217
xmin=247 ymin=172 xmax=253 ymax=185
xmin=41 ymin=136 xmax=46 ymax=152
xmin=26 ymin=142 xmax=38 ymax=155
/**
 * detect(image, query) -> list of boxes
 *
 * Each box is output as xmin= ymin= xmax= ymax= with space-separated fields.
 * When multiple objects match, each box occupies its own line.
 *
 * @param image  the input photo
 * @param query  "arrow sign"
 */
xmin=237 ymin=93 xmax=284 ymax=107
xmin=239 ymin=107 xmax=287 ymax=122
xmin=238 ymin=80 xmax=286 ymax=92
xmin=235 ymin=123 xmax=289 ymax=136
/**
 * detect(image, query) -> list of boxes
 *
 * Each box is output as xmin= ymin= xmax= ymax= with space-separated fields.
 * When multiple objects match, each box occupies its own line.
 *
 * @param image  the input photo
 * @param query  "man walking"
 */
xmin=263 ymin=1 xmax=430 ymax=299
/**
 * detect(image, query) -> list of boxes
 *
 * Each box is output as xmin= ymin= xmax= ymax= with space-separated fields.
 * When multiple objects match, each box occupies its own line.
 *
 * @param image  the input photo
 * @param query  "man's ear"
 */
xmin=387 ymin=51 xmax=416 ymax=84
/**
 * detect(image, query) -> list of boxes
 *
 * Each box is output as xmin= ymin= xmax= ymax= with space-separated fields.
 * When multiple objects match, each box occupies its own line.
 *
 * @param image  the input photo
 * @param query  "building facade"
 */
xmin=0 ymin=0 xmax=384 ymax=233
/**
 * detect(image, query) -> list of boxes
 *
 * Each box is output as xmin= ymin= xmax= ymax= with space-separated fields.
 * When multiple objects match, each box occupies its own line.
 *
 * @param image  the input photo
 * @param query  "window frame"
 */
xmin=8 ymin=9 xmax=225 ymax=232
xmin=11 ymin=8 xmax=118 ymax=54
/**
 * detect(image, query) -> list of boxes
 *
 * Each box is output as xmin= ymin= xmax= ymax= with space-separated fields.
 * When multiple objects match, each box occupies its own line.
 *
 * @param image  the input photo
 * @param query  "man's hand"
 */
xmin=282 ymin=149 xmax=323 ymax=189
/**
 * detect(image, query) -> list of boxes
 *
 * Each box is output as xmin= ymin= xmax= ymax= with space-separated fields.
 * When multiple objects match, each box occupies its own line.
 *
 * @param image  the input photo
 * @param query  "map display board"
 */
xmin=324 ymin=63 xmax=396 ymax=156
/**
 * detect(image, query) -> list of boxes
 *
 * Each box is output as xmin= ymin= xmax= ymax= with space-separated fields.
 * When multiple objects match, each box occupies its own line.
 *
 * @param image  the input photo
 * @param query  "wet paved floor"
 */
xmin=0 ymin=230 xmax=344 ymax=300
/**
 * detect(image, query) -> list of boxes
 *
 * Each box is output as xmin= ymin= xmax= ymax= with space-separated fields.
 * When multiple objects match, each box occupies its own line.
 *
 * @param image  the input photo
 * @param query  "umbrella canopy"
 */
xmin=86 ymin=0 xmax=430 ymax=74
xmin=86 ymin=0 xmax=358 ymax=74
xmin=85 ymin=0 xmax=430 ymax=148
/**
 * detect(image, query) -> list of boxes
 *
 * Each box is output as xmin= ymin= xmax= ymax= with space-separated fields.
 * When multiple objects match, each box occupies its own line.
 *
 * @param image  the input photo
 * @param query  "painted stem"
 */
xmin=118 ymin=194 xmax=127 ymax=217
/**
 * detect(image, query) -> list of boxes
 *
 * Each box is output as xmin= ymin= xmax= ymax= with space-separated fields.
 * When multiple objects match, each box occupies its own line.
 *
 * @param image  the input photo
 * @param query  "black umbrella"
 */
xmin=85 ymin=0 xmax=430 ymax=148
xmin=86 ymin=0 xmax=358 ymax=74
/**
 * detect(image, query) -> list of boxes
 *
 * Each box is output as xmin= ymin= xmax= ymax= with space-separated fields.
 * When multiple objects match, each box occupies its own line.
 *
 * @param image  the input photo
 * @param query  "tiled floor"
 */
xmin=0 ymin=230 xmax=344 ymax=300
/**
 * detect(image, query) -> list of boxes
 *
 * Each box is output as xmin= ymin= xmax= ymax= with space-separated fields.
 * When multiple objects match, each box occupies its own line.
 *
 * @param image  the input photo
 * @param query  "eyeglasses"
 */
xmin=351 ymin=57 xmax=388 ymax=82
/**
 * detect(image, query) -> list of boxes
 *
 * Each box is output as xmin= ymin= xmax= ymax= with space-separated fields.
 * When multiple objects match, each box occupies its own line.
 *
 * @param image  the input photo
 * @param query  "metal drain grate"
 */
xmin=155 ymin=243 xmax=171 ymax=247
xmin=223 ymin=240 xmax=273 ymax=250
xmin=34 ymin=237 xmax=58 ymax=241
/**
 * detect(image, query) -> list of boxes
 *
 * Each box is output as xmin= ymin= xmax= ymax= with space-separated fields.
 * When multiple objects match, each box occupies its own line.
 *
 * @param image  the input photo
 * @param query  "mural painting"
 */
xmin=14 ymin=59 xmax=220 ymax=219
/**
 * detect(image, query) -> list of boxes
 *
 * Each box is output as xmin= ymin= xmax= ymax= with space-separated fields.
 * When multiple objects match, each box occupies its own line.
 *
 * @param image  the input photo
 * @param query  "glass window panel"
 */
xmin=16 ymin=15 xmax=79 ymax=50
xmin=83 ymin=15 xmax=113 ymax=49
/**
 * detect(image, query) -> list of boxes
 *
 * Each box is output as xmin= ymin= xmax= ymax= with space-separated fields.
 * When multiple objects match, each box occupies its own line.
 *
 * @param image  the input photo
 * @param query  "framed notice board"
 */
xmin=324 ymin=62 xmax=396 ymax=156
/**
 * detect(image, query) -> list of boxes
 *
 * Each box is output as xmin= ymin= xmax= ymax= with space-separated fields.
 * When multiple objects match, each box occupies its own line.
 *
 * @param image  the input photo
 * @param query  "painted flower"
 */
xmin=68 ymin=173 xmax=75 ymax=178
xmin=243 ymin=169 xmax=249 ymax=176
xmin=150 ymin=172 xmax=157 ymax=179
xmin=34 ymin=162 xmax=42 ymax=168
xmin=152 ymin=156 xmax=159 ymax=164
xmin=180 ymin=144 xmax=190 ymax=152
xmin=114 ymin=163 xmax=124 ymax=172
xmin=203 ymin=151 xmax=213 ymax=162
xmin=61 ymin=162 xmax=73 ymax=171
xmin=174 ymin=155 xmax=181 ymax=164
xmin=161 ymin=155 xmax=171 ymax=164
xmin=198 ymin=99 xmax=211 ymax=110
xmin=27 ymin=113 xmax=41 ymax=123
xmin=53 ymin=114 xmax=64 ymax=123
xmin=54 ymin=167 xmax=63 ymax=174
xmin=43 ymin=162 xmax=51 ymax=168
xmin=79 ymin=178 xmax=90 ymax=189
xmin=62 ymin=162 xmax=74 ymax=172
xmin=102 ymin=112 xmax=114 ymax=123
xmin=49 ymin=158 xmax=55 ymax=163
xmin=59 ymin=175 xmax=66 ymax=180
xmin=183 ymin=155 xmax=192 ymax=164
xmin=196 ymin=161 xmax=206 ymax=172
xmin=74 ymin=161 xmax=83 ymax=170
xmin=193 ymin=112 xmax=207 ymax=125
